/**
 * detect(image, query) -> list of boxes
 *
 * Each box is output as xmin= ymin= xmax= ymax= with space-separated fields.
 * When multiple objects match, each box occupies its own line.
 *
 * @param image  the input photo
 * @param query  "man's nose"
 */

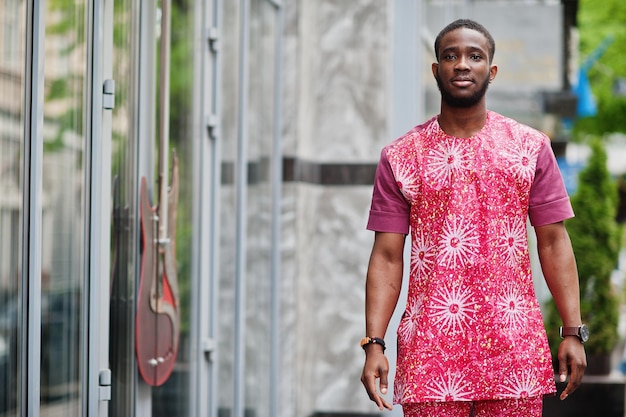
xmin=454 ymin=56 xmax=470 ymax=70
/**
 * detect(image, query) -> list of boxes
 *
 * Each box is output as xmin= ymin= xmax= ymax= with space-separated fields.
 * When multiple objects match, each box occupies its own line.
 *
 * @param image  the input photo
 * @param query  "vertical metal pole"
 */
xmin=191 ymin=0 xmax=222 ymax=415
xmin=270 ymin=2 xmax=284 ymax=416
xmin=234 ymin=1 xmax=250 ymax=416
xmin=158 ymin=0 xmax=171 ymax=241
xmin=21 ymin=1 xmax=45 ymax=415
xmin=389 ymin=1 xmax=422 ymax=416
xmin=85 ymin=0 xmax=113 ymax=415
xmin=392 ymin=0 xmax=420 ymax=138
xmin=208 ymin=2 xmax=223 ymax=417
xmin=191 ymin=0 xmax=208 ymax=415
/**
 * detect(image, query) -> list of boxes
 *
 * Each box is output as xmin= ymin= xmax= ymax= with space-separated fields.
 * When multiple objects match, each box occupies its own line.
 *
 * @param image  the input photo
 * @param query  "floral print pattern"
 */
xmin=381 ymin=112 xmax=558 ymax=404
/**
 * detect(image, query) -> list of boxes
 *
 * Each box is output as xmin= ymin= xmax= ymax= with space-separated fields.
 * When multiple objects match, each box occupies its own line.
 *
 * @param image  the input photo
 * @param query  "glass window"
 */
xmin=217 ymin=1 xmax=239 ymax=412
xmin=151 ymin=0 xmax=195 ymax=414
xmin=244 ymin=1 xmax=277 ymax=416
xmin=0 ymin=1 xmax=25 ymax=415
xmin=108 ymin=0 xmax=138 ymax=415
xmin=108 ymin=0 xmax=196 ymax=415
xmin=40 ymin=0 xmax=87 ymax=414
xmin=218 ymin=1 xmax=279 ymax=416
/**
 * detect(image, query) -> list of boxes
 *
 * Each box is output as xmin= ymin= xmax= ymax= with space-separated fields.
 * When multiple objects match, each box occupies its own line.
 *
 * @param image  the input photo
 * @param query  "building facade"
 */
xmin=0 ymin=0 xmax=575 ymax=416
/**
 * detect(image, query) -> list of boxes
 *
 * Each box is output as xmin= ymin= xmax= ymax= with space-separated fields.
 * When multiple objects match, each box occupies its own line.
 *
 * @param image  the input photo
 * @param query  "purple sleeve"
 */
xmin=528 ymin=141 xmax=574 ymax=226
xmin=366 ymin=148 xmax=410 ymax=234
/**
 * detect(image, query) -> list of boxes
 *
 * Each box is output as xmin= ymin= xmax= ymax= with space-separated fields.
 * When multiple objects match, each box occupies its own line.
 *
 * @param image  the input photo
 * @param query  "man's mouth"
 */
xmin=451 ymin=78 xmax=473 ymax=87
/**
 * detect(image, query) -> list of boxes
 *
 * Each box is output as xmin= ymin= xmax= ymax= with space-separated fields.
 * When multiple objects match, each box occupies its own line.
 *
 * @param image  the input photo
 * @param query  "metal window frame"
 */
xmin=22 ymin=0 xmax=113 ymax=415
xmin=190 ymin=0 xmax=222 ymax=416
xmin=21 ymin=1 xmax=45 ymax=413
xmin=84 ymin=0 xmax=114 ymax=415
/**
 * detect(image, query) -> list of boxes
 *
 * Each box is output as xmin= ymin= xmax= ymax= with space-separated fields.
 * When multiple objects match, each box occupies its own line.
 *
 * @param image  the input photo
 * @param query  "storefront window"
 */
xmin=40 ymin=0 xmax=87 ymax=414
xmin=109 ymin=0 xmax=196 ymax=415
xmin=151 ymin=0 xmax=195 ymax=414
xmin=218 ymin=1 xmax=279 ymax=416
xmin=109 ymin=0 xmax=138 ymax=414
xmin=0 ymin=0 xmax=25 ymax=415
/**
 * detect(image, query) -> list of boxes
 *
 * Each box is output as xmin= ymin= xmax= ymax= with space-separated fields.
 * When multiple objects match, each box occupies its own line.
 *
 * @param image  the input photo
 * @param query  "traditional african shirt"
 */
xmin=367 ymin=111 xmax=573 ymax=404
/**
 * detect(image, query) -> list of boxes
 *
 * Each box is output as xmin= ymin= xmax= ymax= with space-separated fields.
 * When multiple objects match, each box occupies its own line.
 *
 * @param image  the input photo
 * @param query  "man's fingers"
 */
xmin=377 ymin=375 xmax=393 ymax=410
xmin=361 ymin=369 xmax=384 ymax=409
xmin=558 ymin=359 xmax=568 ymax=383
xmin=560 ymin=376 xmax=580 ymax=400
xmin=380 ymin=397 xmax=393 ymax=410
xmin=561 ymin=361 xmax=584 ymax=400
xmin=361 ymin=356 xmax=393 ymax=411
xmin=380 ymin=373 xmax=388 ymax=395
xmin=557 ymin=354 xmax=570 ymax=399
xmin=557 ymin=341 xmax=586 ymax=400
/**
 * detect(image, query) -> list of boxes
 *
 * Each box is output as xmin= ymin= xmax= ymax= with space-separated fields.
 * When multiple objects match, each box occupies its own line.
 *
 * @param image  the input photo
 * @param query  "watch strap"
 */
xmin=559 ymin=324 xmax=589 ymax=343
xmin=560 ymin=326 xmax=581 ymax=338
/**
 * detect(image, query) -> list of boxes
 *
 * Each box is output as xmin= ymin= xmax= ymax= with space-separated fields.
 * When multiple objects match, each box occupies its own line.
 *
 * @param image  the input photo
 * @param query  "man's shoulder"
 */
xmin=384 ymin=115 xmax=438 ymax=151
xmin=487 ymin=110 xmax=549 ymax=141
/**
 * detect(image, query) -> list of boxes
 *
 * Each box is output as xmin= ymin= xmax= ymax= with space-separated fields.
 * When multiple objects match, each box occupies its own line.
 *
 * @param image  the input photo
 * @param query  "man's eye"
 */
xmin=443 ymin=54 xmax=456 ymax=60
xmin=470 ymin=54 xmax=482 ymax=60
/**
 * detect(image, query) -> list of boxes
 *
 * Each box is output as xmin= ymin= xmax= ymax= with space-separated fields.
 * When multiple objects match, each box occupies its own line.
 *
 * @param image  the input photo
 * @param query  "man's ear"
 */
xmin=489 ymin=64 xmax=498 ymax=83
xmin=432 ymin=62 xmax=439 ymax=79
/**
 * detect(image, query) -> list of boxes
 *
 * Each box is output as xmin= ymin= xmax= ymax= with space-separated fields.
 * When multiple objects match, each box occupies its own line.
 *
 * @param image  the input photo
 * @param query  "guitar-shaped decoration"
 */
xmin=136 ymin=154 xmax=179 ymax=386
xmin=135 ymin=0 xmax=180 ymax=387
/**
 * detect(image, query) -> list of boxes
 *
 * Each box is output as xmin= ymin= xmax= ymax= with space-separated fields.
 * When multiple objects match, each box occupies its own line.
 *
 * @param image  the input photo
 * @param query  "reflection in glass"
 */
xmin=108 ymin=0 xmax=196 ymax=415
xmin=40 ymin=1 xmax=86 ymax=415
xmin=0 ymin=1 xmax=25 ymax=415
xmin=218 ymin=1 xmax=278 ymax=416
xmin=151 ymin=0 xmax=195 ymax=414
xmin=218 ymin=0 xmax=239 ymax=413
xmin=109 ymin=0 xmax=137 ymax=415
xmin=245 ymin=1 xmax=276 ymax=416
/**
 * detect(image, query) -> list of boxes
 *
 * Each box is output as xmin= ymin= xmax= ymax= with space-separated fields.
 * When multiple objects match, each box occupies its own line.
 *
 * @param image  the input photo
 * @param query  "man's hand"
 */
xmin=360 ymin=348 xmax=393 ymax=411
xmin=557 ymin=337 xmax=586 ymax=400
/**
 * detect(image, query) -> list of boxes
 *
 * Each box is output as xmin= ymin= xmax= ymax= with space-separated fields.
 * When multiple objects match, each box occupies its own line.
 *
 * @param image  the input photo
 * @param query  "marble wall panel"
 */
xmin=278 ymin=183 xmax=299 ymax=417
xmin=281 ymin=0 xmax=301 ymax=156
xmin=295 ymin=0 xmax=391 ymax=163
xmin=293 ymin=184 xmax=380 ymax=415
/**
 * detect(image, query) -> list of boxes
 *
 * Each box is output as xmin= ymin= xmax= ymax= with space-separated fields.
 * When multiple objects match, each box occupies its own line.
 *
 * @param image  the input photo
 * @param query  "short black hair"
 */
xmin=434 ymin=19 xmax=496 ymax=63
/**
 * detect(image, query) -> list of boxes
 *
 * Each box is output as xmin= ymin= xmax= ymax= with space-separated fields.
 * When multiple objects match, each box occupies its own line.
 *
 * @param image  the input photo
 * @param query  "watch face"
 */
xmin=579 ymin=324 xmax=590 ymax=343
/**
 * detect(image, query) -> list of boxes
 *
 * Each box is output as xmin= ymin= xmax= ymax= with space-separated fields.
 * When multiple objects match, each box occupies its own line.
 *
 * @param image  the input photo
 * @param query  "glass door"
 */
xmin=108 ymin=0 xmax=198 ymax=415
xmin=39 ymin=1 xmax=88 ymax=414
xmin=0 ymin=0 xmax=26 ymax=415
xmin=108 ymin=0 xmax=139 ymax=415
xmin=217 ymin=1 xmax=282 ymax=416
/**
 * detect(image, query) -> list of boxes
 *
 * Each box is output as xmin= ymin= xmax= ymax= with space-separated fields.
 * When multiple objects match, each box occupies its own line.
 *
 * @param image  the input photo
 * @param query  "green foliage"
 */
xmin=573 ymin=0 xmax=626 ymax=136
xmin=169 ymin=3 xmax=194 ymax=142
xmin=545 ymin=138 xmax=622 ymax=356
xmin=46 ymin=0 xmax=85 ymax=43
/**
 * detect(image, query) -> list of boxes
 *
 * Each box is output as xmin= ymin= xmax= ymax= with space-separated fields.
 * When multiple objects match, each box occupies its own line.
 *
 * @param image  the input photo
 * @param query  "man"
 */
xmin=360 ymin=19 xmax=586 ymax=417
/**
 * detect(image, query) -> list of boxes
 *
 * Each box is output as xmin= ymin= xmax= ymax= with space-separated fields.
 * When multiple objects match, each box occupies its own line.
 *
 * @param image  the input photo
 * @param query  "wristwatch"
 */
xmin=559 ymin=324 xmax=589 ymax=343
xmin=360 ymin=336 xmax=386 ymax=352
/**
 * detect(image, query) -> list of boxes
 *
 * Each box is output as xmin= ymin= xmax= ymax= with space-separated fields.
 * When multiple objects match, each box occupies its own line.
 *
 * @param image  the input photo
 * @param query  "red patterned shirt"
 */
xmin=367 ymin=111 xmax=573 ymax=404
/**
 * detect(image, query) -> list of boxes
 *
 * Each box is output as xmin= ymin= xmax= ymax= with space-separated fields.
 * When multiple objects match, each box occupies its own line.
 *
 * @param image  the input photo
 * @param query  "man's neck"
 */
xmin=437 ymin=105 xmax=488 ymax=138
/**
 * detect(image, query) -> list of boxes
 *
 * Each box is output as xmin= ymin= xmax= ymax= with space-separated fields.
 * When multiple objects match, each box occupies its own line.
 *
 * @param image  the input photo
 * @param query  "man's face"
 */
xmin=432 ymin=27 xmax=497 ymax=108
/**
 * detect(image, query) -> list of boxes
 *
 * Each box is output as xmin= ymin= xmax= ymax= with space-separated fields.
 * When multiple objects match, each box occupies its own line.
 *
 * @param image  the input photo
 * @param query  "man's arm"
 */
xmin=360 ymin=231 xmax=405 ymax=410
xmin=535 ymin=221 xmax=586 ymax=400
